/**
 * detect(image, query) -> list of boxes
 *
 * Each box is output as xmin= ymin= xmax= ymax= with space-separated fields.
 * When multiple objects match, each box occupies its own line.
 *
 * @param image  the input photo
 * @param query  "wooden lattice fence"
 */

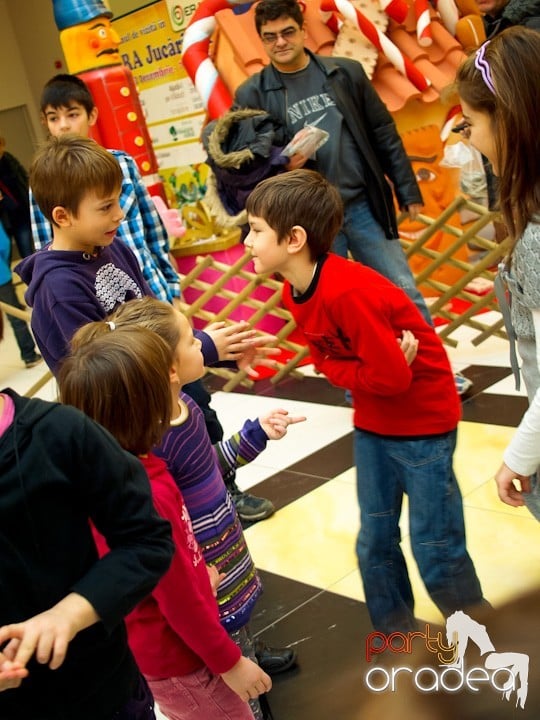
xmin=3 ymin=195 xmax=510 ymax=396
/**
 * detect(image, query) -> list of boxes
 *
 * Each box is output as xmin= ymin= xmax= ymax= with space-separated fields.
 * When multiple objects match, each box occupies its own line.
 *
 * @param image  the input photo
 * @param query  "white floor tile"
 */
xmin=208 ymin=391 xmax=352 ymax=489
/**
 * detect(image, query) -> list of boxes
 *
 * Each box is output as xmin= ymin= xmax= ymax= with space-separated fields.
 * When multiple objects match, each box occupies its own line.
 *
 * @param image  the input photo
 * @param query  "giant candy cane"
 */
xmin=321 ymin=0 xmax=430 ymax=91
xmin=182 ymin=0 xmax=255 ymax=119
xmin=415 ymin=0 xmax=432 ymax=46
xmin=430 ymin=0 xmax=459 ymax=35
xmin=377 ymin=0 xmax=408 ymax=23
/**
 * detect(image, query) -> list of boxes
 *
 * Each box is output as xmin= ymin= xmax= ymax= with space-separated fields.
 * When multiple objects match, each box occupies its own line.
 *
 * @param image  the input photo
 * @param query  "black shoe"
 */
xmin=254 ymin=639 xmax=297 ymax=676
xmin=24 ymin=353 xmax=43 ymax=369
xmin=228 ymin=479 xmax=275 ymax=523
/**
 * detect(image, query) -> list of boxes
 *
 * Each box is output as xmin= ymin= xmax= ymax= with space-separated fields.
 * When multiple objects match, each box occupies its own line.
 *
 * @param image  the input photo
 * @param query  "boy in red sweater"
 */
xmin=245 ymin=169 xmax=485 ymax=634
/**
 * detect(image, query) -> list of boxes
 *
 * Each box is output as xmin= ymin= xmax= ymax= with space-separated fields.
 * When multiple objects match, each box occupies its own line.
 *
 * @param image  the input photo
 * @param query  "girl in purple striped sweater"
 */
xmin=103 ymin=297 xmax=305 ymax=720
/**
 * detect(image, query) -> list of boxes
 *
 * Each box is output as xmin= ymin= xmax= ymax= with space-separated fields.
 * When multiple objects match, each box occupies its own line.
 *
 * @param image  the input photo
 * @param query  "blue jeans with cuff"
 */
xmin=354 ymin=427 xmax=484 ymax=633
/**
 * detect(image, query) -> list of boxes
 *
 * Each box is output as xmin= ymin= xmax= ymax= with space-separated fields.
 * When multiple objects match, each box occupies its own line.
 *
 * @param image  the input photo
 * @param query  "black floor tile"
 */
xmin=460 ymin=364 xmax=512 ymax=396
xmin=462 ymin=393 xmax=528 ymax=427
xmin=205 ymin=372 xmax=349 ymax=407
xmin=243 ymin=469 xmax=334 ymax=516
xmin=250 ymin=571 xmax=373 ymax=720
xmin=240 ymin=433 xmax=355 ymax=529
xmin=286 ymin=433 xmax=354 ymax=479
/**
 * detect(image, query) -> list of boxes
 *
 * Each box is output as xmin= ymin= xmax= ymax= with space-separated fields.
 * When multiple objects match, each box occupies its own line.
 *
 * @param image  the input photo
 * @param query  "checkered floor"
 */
xmin=2 ymin=311 xmax=540 ymax=719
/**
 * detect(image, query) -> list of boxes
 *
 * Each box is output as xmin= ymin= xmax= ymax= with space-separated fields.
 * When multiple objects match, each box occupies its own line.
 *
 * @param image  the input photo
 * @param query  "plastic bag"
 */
xmin=441 ymin=141 xmax=487 ymax=200
xmin=281 ymin=125 xmax=329 ymax=158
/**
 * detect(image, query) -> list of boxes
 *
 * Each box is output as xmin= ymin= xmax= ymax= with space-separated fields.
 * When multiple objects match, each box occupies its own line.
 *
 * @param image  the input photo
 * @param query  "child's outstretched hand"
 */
xmin=260 ymin=408 xmax=307 ymax=440
xmin=237 ymin=337 xmax=281 ymax=378
xmin=397 ymin=330 xmax=418 ymax=366
xmin=221 ymin=655 xmax=272 ymax=701
xmin=204 ymin=321 xmax=257 ymax=361
xmin=204 ymin=321 xmax=281 ymax=373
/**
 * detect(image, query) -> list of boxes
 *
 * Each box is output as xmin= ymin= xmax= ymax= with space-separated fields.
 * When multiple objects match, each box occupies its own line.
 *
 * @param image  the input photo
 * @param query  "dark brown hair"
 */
xmin=254 ymin=0 xmax=304 ymax=33
xmin=59 ymin=324 xmax=172 ymax=455
xmin=456 ymin=28 xmax=540 ymax=245
xmin=246 ymin=169 xmax=343 ymax=259
xmin=30 ymin=135 xmax=122 ymax=226
xmin=40 ymin=73 xmax=95 ymax=115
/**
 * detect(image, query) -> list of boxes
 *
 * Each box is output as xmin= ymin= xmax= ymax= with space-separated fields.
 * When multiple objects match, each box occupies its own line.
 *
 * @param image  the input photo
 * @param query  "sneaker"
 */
xmin=24 ymin=353 xmax=43 ymax=369
xmin=454 ymin=372 xmax=473 ymax=396
xmin=230 ymin=486 xmax=275 ymax=523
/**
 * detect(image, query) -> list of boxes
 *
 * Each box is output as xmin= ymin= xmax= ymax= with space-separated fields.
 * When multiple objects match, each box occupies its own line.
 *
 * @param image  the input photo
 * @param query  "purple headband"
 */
xmin=474 ymin=42 xmax=496 ymax=95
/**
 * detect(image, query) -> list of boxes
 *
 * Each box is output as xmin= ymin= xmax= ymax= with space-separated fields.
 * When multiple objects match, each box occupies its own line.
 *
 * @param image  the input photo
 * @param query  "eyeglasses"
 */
xmin=260 ymin=27 xmax=299 ymax=45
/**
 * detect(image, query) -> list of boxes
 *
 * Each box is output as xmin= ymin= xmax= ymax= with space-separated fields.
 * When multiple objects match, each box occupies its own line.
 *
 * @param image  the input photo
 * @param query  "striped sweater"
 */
xmin=154 ymin=391 xmax=268 ymax=632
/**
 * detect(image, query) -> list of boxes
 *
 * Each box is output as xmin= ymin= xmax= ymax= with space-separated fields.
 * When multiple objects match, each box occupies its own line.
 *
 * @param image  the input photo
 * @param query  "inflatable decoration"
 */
xmin=321 ymin=0 xmax=430 ymax=90
xmin=52 ymin=0 xmax=166 ymax=204
xmin=182 ymin=0 xmax=256 ymax=120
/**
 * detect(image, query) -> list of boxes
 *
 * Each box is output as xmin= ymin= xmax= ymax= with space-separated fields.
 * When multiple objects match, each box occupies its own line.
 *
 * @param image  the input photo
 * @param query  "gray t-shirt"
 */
xmin=279 ymin=59 xmax=365 ymax=204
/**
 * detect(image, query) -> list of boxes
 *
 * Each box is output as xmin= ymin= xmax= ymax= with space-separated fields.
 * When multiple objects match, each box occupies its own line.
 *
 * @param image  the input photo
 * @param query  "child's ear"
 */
xmin=88 ymin=107 xmax=98 ymax=127
xmin=51 ymin=205 xmax=72 ymax=227
xmin=169 ymin=363 xmax=180 ymax=384
xmin=287 ymin=225 xmax=308 ymax=255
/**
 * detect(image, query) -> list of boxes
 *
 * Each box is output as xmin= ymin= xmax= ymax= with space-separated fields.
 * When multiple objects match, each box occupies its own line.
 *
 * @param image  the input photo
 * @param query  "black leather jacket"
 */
xmin=484 ymin=0 xmax=540 ymax=37
xmin=234 ymin=49 xmax=422 ymax=239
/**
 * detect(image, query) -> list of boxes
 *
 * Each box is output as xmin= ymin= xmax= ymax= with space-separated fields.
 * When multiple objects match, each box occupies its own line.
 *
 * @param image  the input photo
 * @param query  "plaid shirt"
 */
xmin=30 ymin=149 xmax=180 ymax=303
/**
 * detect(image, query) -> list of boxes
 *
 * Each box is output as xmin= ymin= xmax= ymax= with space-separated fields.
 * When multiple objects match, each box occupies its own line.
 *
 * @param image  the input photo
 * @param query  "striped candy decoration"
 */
xmin=321 ymin=0 xmax=431 ymax=91
xmin=415 ymin=0 xmax=433 ymax=46
xmin=430 ymin=0 xmax=459 ymax=35
xmin=182 ymin=0 xmax=255 ymax=119
xmin=378 ymin=0 xmax=409 ymax=23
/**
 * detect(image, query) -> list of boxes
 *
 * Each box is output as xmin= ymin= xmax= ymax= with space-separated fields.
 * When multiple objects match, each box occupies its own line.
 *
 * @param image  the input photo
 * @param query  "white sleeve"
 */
xmin=503 ymin=308 xmax=540 ymax=475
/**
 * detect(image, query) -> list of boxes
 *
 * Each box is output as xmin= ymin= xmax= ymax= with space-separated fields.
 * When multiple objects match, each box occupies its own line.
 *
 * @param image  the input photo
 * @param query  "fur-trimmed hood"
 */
xmin=201 ymin=108 xmax=289 ymax=219
xmin=202 ymin=107 xmax=289 ymax=169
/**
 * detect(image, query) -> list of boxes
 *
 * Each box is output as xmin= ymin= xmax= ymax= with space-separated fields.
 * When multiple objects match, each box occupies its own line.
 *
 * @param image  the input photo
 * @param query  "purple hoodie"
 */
xmin=15 ymin=239 xmax=151 ymax=375
xmin=15 ymin=238 xmax=219 ymax=377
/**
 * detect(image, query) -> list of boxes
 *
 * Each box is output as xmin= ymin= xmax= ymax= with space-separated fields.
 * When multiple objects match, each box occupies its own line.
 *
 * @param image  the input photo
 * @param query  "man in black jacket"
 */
xmin=476 ymin=0 xmax=540 ymax=37
xmin=234 ymin=0 xmax=429 ymax=322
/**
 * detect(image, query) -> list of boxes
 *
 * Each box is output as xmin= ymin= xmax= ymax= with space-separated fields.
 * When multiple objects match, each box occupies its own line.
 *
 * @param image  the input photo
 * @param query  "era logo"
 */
xmin=167 ymin=0 xmax=198 ymax=31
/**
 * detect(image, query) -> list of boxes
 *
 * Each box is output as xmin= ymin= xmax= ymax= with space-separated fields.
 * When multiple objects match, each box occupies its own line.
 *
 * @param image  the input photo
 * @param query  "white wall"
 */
xmin=0 ymin=0 xmax=48 ymax=146
xmin=0 ymin=0 xmax=154 ymax=153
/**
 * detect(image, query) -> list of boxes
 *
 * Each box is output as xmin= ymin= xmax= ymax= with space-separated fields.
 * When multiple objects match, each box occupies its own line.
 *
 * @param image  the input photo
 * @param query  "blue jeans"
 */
xmin=11 ymin=222 xmax=34 ymax=259
xmin=354 ymin=428 xmax=484 ymax=633
xmin=332 ymin=199 xmax=431 ymax=325
xmin=0 ymin=279 xmax=37 ymax=362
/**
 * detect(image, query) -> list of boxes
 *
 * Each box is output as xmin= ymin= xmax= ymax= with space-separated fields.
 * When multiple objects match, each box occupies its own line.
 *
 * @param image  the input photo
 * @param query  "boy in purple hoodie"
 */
xmin=15 ymin=136 xmax=251 ymax=377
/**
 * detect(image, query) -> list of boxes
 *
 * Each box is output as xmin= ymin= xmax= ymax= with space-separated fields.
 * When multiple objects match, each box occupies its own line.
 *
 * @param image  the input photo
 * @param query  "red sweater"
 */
xmin=282 ymin=254 xmax=460 ymax=436
xmin=94 ymin=453 xmax=241 ymax=679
